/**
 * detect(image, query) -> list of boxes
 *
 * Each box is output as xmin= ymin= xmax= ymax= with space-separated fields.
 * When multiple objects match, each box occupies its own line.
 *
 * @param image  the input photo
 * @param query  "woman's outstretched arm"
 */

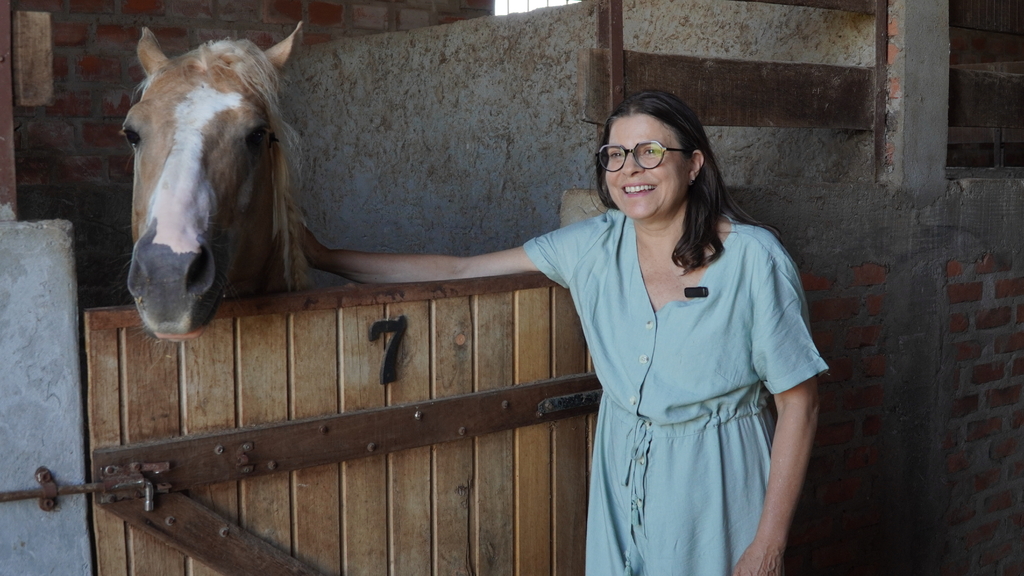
xmin=303 ymin=227 xmax=539 ymax=283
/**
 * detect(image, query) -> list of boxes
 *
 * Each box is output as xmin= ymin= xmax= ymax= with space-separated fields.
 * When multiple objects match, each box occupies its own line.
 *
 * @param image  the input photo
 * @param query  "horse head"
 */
xmin=125 ymin=25 xmax=308 ymax=340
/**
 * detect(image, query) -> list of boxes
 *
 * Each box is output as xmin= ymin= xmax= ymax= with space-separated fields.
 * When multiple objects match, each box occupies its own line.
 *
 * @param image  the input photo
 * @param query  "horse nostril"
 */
xmin=185 ymin=244 xmax=216 ymax=295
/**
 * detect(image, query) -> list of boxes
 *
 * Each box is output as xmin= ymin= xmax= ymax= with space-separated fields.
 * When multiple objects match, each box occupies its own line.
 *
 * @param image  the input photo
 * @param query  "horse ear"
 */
xmin=138 ymin=28 xmax=168 ymax=76
xmin=265 ymin=22 xmax=303 ymax=70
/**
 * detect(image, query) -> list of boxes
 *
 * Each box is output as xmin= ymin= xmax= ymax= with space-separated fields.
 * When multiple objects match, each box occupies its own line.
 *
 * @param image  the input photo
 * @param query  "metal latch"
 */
xmin=0 ymin=462 xmax=171 ymax=513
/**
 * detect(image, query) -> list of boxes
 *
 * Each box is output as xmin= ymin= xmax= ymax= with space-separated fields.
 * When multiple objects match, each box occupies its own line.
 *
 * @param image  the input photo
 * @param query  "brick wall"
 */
xmin=942 ymin=254 xmax=1024 ymax=576
xmin=12 ymin=0 xmax=492 ymax=308
xmin=784 ymin=263 xmax=887 ymax=575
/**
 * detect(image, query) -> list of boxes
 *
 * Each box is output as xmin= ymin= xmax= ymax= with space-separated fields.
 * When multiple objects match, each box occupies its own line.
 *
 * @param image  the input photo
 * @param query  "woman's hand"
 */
xmin=731 ymin=539 xmax=785 ymax=576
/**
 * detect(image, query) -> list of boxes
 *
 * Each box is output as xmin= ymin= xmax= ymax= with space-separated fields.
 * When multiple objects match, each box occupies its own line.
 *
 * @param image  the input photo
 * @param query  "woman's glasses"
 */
xmin=597 ymin=140 xmax=687 ymax=172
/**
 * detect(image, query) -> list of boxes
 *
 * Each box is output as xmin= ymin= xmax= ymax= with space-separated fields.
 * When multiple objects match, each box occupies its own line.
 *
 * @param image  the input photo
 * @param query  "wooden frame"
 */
xmin=949 ymin=68 xmax=1024 ymax=128
xmin=0 ymin=0 xmax=16 ymax=221
xmin=950 ymin=0 xmax=1024 ymax=35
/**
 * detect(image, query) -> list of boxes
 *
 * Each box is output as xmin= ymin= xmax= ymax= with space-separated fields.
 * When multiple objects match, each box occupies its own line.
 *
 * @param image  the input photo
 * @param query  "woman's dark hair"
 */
xmin=595 ymin=90 xmax=775 ymax=271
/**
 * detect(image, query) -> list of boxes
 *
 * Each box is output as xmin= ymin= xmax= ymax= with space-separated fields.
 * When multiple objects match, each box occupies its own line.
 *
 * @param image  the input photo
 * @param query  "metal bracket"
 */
xmin=369 ymin=315 xmax=407 ymax=385
xmin=97 ymin=462 xmax=172 ymax=511
xmin=537 ymin=389 xmax=602 ymax=415
xmin=35 ymin=467 xmax=57 ymax=511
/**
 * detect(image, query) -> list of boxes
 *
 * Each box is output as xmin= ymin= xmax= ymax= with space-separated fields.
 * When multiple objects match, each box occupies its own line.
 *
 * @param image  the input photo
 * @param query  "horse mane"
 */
xmin=139 ymin=38 xmax=310 ymax=291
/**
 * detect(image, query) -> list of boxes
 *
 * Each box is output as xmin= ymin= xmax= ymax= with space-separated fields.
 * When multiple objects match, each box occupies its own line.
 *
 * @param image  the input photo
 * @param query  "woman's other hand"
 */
xmin=731 ymin=540 xmax=784 ymax=576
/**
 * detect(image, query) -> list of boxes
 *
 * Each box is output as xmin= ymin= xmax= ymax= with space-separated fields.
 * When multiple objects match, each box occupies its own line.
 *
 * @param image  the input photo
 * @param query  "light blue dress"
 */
xmin=524 ymin=210 xmax=827 ymax=576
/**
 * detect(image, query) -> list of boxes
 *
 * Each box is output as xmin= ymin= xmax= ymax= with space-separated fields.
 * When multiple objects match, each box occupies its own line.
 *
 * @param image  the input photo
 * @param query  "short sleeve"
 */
xmin=523 ymin=211 xmax=617 ymax=289
xmin=750 ymin=250 xmax=829 ymax=394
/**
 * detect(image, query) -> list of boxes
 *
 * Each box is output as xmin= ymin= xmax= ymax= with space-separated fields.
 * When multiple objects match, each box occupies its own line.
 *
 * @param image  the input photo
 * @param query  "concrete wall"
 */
xmin=0 ymin=220 xmax=91 ymax=575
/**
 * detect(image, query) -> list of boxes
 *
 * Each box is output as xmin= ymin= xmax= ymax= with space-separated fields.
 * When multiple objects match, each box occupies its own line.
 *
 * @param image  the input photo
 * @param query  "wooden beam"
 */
xmin=0 ymin=0 xmax=16 ymax=221
xmin=582 ymin=49 xmax=874 ymax=130
xmin=92 ymin=373 xmax=601 ymax=493
xmin=101 ymin=493 xmax=325 ymax=576
xmin=736 ymin=0 xmax=875 ymax=14
xmin=12 ymin=11 xmax=52 ymax=107
xmin=949 ymin=68 xmax=1024 ymax=128
xmin=950 ymin=0 xmax=1024 ymax=36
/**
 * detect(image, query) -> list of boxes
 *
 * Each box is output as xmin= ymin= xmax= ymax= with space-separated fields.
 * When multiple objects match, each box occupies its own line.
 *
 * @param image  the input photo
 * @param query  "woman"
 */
xmin=305 ymin=90 xmax=826 ymax=576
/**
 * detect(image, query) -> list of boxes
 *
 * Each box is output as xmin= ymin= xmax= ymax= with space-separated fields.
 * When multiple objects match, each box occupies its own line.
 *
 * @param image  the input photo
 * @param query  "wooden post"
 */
xmin=0 ymin=0 xmax=16 ymax=221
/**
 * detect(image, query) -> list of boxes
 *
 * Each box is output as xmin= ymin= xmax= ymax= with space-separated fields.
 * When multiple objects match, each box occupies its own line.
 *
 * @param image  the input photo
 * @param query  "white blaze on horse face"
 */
xmin=148 ymin=84 xmax=244 ymax=254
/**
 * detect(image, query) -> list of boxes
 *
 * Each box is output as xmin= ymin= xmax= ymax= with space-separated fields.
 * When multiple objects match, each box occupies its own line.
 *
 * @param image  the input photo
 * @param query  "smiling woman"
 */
xmin=124 ymin=25 xmax=309 ymax=340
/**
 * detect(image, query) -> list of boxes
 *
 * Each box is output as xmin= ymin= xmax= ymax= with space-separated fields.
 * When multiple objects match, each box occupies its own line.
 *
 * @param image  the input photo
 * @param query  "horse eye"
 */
xmin=123 ymin=129 xmax=141 ymax=147
xmin=246 ymin=128 xmax=266 ymax=147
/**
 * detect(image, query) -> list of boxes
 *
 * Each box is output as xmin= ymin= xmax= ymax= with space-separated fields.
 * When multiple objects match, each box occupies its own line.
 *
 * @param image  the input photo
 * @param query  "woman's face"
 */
xmin=604 ymin=114 xmax=703 ymax=229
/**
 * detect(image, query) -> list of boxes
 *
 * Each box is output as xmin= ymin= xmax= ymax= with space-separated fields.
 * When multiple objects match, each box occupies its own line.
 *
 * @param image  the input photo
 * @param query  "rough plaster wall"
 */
xmin=0 ymin=220 xmax=91 ymax=576
xmin=287 ymin=2 xmax=597 ymax=286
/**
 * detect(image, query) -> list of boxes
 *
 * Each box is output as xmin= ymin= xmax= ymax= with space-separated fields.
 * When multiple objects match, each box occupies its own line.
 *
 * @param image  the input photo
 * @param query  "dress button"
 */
xmin=639 ymin=457 xmax=645 ymax=465
xmin=639 ymin=354 xmax=649 ymax=364
xmin=629 ymin=396 xmax=637 ymax=405
xmin=645 ymin=321 xmax=654 ymax=330
xmin=646 ymin=421 xmax=652 ymax=428
xmin=637 ymin=498 xmax=643 ymax=507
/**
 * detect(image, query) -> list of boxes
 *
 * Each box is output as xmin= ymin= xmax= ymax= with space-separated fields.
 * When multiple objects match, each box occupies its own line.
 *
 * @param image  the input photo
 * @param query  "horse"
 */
xmin=124 ymin=25 xmax=309 ymax=341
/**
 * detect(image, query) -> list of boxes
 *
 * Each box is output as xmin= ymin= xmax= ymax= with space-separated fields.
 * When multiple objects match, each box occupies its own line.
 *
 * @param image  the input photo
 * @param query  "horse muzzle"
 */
xmin=127 ymin=227 xmax=226 ymax=339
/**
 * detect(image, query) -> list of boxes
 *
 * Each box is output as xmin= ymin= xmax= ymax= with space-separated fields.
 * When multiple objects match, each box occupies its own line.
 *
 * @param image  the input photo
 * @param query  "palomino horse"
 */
xmin=124 ymin=25 xmax=309 ymax=340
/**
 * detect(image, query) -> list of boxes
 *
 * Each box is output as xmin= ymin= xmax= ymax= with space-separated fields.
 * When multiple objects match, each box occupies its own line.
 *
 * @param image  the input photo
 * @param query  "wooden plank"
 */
xmin=581 ymin=49 xmax=874 ymax=130
xmin=949 ymin=68 xmax=1024 ymax=128
xmin=12 ymin=11 xmax=52 ymax=106
xmin=873 ymin=0 xmax=887 ymax=180
xmin=181 ymin=317 xmax=239 ymax=576
xmin=341 ymin=305 xmax=388 ymax=576
xmin=84 ymin=273 xmax=557 ymax=331
xmin=101 ymin=493 xmax=324 ymax=576
xmin=474 ymin=293 xmax=515 ymax=576
xmin=290 ymin=309 xmax=342 ymax=575
xmin=85 ymin=326 xmax=128 ymax=576
xmin=0 ymin=0 xmax=15 ymax=221
xmin=737 ymin=0 xmax=874 ymax=14
xmin=433 ymin=297 xmax=476 ymax=576
xmin=551 ymin=287 xmax=588 ymax=576
xmin=515 ymin=288 xmax=552 ymax=576
xmin=237 ymin=315 xmax=291 ymax=551
xmin=385 ymin=301 xmax=431 ymax=576
xmin=122 ymin=329 xmax=184 ymax=575
xmin=950 ymin=0 xmax=1024 ymax=35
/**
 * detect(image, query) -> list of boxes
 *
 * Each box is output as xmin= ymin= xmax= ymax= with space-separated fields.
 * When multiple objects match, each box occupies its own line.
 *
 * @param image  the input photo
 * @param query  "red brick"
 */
xmin=820 ymin=357 xmax=853 ymax=383
xmin=862 ymin=355 xmax=886 ymax=378
xmin=811 ymin=297 xmax=859 ymax=322
xmin=801 ymin=272 xmax=832 ymax=291
xmin=53 ymin=56 xmax=68 ymax=81
xmin=53 ymin=22 xmax=89 ymax=47
xmin=996 ymin=277 xmax=1024 ymax=298
xmin=1018 ymin=305 xmax=1024 ymax=323
xmin=990 ymin=437 xmax=1018 ymax=459
xmin=845 ymin=446 xmax=877 ymax=470
xmin=988 ymin=384 xmax=1022 ymax=408
xmin=947 ymin=260 xmax=964 ymax=277
xmin=310 ymin=1 xmax=345 ymax=26
xmin=465 ymin=0 xmax=492 ymax=8
xmin=220 ymin=0 xmax=259 ymax=21
xmin=57 ymin=156 xmax=106 ymax=183
xmin=966 ymin=520 xmax=999 ymax=548
xmin=842 ymin=507 xmax=880 ymax=530
xmin=863 ymin=415 xmax=882 ymax=436
xmin=818 ymin=389 xmax=837 ymax=413
xmin=95 ymin=25 xmax=140 ymax=53
xmin=979 ymin=542 xmax=1013 ymax=566
xmin=940 ymin=558 xmax=969 ymax=576
xmin=810 ymin=537 xmax=857 ymax=568
xmin=102 ymin=90 xmax=133 ymax=117
xmin=243 ymin=30 xmax=280 ymax=49
xmin=954 ymin=341 xmax=981 ymax=361
xmin=46 ymin=90 xmax=92 ymax=117
xmin=76 ymin=55 xmax=121 ymax=82
xmin=788 ymin=516 xmax=832 ymax=546
xmin=844 ymin=385 xmax=883 ymax=410
xmin=816 ymin=421 xmax=855 ymax=446
xmin=947 ymin=504 xmax=976 ymax=526
xmin=852 ymin=263 xmax=886 ymax=286
xmin=82 ymin=122 xmax=126 ymax=149
xmin=438 ymin=15 xmax=468 ymax=24
xmin=265 ymin=0 xmax=302 ymax=23
xmin=70 ymin=0 xmax=114 ymax=11
xmin=397 ymin=8 xmax=430 ymax=30
xmin=18 ymin=0 xmax=62 ymax=9
xmin=352 ymin=5 xmax=389 ymax=30
xmin=984 ymin=490 xmax=1013 ymax=513
xmin=977 ymin=307 xmax=1012 ymax=329
xmin=1014 ymin=409 xmax=1024 ymax=429
xmin=951 ymin=394 xmax=978 ymax=418
xmin=995 ymin=332 xmax=1024 ymax=353
xmin=169 ymin=0 xmax=213 ymax=18
xmin=24 ymin=121 xmax=75 ymax=151
xmin=845 ymin=325 xmax=882 ymax=348
xmin=948 ymin=282 xmax=983 ymax=304
xmin=1004 ymin=559 xmax=1024 ymax=576
xmin=947 ymin=451 xmax=970 ymax=473
xmin=972 ymin=362 xmax=1005 ymax=384
xmin=809 ymin=454 xmax=834 ymax=478
xmin=109 ymin=155 xmax=135 ymax=183
xmin=975 ymin=253 xmax=1011 ymax=274
xmin=303 ymin=33 xmax=335 ymax=45
xmin=974 ymin=468 xmax=1001 ymax=492
xmin=865 ymin=294 xmax=884 ymax=316
xmin=1014 ymin=358 xmax=1024 ymax=377
xmin=16 ymin=157 xmax=51 ymax=185
xmin=967 ymin=417 xmax=1003 ymax=441
xmin=148 ymin=27 xmax=189 ymax=53
xmin=942 ymin=430 xmax=957 ymax=450
xmin=122 ymin=0 xmax=164 ymax=14
xmin=950 ymin=312 xmax=969 ymax=333
xmin=812 ymin=330 xmax=834 ymax=352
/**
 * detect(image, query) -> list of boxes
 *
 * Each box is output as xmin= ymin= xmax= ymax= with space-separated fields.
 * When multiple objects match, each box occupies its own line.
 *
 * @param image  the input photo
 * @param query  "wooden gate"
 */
xmin=85 ymin=273 xmax=596 ymax=576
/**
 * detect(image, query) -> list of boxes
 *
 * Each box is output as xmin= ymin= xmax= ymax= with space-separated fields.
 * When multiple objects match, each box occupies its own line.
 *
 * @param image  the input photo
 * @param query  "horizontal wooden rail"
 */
xmin=92 ymin=373 xmax=601 ymax=495
xmin=950 ymin=0 xmax=1024 ymax=36
xmin=581 ymin=49 xmax=874 ymax=130
xmin=735 ymin=0 xmax=874 ymax=14
xmin=84 ymin=272 xmax=555 ymax=331
xmin=949 ymin=68 xmax=1024 ymax=128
